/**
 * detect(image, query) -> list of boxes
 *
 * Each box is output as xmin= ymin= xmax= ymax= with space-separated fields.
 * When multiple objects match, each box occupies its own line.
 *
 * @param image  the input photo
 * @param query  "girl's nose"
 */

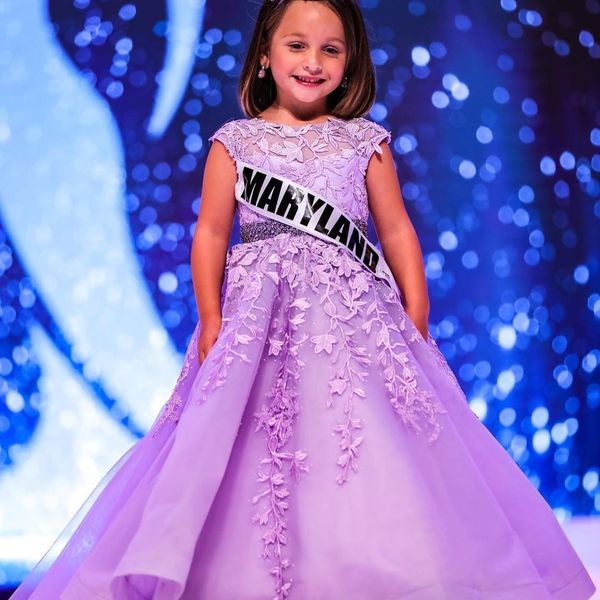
xmin=303 ymin=62 xmax=323 ymax=74
xmin=303 ymin=49 xmax=323 ymax=72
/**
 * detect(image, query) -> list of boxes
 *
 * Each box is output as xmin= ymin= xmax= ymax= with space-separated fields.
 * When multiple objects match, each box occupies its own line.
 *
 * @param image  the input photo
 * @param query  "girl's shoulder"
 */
xmin=207 ymin=118 xmax=249 ymax=162
xmin=208 ymin=118 xmax=245 ymax=144
xmin=343 ymin=117 xmax=392 ymax=170
xmin=344 ymin=116 xmax=392 ymax=146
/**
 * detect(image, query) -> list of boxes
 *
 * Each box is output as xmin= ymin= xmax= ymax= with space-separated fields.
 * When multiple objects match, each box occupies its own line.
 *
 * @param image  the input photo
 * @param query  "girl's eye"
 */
xmin=288 ymin=43 xmax=340 ymax=55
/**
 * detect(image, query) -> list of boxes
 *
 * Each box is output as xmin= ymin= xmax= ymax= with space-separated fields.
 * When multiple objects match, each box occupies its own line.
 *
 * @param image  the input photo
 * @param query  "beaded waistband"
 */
xmin=240 ymin=218 xmax=369 ymax=244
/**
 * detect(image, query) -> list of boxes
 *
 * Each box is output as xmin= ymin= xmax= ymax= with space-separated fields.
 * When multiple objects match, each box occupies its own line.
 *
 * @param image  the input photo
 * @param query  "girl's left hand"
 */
xmin=406 ymin=309 xmax=429 ymax=342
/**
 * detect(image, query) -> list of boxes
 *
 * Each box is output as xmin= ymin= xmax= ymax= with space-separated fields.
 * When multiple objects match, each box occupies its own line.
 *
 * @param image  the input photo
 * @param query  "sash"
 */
xmin=234 ymin=160 xmax=402 ymax=301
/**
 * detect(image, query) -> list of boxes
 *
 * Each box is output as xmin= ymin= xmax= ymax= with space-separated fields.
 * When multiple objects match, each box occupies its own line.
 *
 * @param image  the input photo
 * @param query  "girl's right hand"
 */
xmin=197 ymin=316 xmax=222 ymax=365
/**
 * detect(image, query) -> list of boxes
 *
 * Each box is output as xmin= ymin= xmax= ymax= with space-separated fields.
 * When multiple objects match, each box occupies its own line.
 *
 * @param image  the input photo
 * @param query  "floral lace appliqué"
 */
xmin=224 ymin=233 xmax=448 ymax=490
xmin=250 ymin=285 xmax=310 ymax=599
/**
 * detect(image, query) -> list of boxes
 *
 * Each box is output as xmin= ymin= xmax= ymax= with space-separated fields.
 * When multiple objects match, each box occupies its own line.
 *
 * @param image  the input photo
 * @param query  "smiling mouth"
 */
xmin=293 ymin=75 xmax=325 ymax=85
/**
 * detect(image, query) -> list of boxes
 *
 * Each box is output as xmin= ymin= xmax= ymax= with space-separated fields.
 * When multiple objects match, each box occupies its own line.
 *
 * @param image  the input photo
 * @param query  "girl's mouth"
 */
xmin=293 ymin=75 xmax=325 ymax=87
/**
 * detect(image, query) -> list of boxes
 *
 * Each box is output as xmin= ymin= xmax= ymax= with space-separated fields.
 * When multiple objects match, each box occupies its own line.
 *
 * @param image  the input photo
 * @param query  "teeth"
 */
xmin=296 ymin=76 xmax=321 ymax=83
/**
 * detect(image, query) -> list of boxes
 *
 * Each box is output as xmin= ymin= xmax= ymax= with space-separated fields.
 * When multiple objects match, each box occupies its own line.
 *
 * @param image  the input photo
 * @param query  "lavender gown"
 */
xmin=11 ymin=116 xmax=596 ymax=600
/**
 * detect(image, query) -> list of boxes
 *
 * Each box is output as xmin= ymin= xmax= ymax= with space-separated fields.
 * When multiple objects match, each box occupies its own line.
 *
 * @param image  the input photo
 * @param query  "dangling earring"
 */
xmin=258 ymin=64 xmax=267 ymax=79
xmin=341 ymin=75 xmax=348 ymax=89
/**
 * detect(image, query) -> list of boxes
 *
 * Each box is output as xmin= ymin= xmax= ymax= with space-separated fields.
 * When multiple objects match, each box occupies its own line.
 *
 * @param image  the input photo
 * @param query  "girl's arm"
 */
xmin=366 ymin=143 xmax=430 ymax=339
xmin=191 ymin=140 xmax=237 ymax=325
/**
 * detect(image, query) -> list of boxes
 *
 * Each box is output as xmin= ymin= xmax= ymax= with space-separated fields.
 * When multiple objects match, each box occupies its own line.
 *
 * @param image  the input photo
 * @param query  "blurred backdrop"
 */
xmin=0 ymin=0 xmax=599 ymax=593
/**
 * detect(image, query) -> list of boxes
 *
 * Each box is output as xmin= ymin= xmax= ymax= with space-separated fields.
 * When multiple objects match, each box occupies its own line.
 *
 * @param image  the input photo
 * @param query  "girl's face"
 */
xmin=262 ymin=1 xmax=347 ymax=114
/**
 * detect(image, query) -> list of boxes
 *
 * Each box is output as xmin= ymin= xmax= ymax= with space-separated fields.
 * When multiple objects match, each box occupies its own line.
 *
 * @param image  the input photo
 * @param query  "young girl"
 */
xmin=11 ymin=0 xmax=597 ymax=599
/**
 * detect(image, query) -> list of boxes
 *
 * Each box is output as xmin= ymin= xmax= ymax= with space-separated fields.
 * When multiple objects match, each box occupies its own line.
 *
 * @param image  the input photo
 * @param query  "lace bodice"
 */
xmin=208 ymin=116 xmax=392 ymax=227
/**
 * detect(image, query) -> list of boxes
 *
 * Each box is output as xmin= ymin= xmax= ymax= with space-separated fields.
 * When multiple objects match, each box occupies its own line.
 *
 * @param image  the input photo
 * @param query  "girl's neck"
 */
xmin=258 ymin=107 xmax=330 ymax=127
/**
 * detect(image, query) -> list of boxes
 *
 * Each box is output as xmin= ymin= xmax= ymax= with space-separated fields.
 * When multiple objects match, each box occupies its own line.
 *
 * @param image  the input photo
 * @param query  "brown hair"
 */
xmin=239 ymin=0 xmax=377 ymax=119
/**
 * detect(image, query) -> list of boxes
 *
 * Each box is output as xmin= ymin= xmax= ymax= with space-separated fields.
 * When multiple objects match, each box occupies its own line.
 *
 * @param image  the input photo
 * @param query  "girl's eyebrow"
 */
xmin=282 ymin=32 xmax=346 ymax=46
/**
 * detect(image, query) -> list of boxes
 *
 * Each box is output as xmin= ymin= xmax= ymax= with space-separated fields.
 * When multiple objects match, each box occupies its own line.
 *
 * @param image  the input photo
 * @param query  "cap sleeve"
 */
xmin=357 ymin=119 xmax=392 ymax=176
xmin=208 ymin=119 xmax=239 ymax=162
